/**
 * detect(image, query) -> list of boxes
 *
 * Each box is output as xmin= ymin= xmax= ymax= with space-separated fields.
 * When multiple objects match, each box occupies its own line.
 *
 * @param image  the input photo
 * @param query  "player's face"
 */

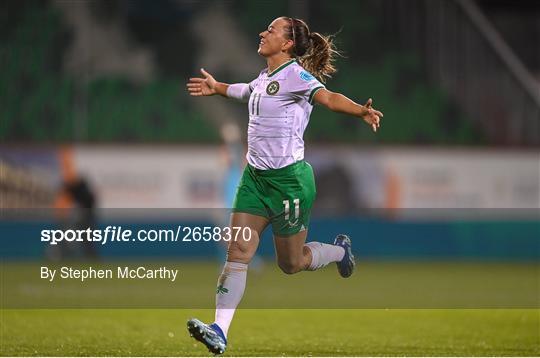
xmin=258 ymin=18 xmax=292 ymax=57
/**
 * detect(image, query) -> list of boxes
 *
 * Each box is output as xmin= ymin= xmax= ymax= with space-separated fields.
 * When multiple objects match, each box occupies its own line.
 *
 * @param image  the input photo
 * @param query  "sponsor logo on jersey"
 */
xmin=300 ymin=70 xmax=315 ymax=82
xmin=266 ymin=81 xmax=280 ymax=95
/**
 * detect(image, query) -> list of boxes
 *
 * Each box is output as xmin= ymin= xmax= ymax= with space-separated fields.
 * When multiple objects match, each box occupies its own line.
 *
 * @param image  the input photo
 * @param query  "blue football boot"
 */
xmin=334 ymin=234 xmax=355 ymax=278
xmin=187 ymin=318 xmax=227 ymax=355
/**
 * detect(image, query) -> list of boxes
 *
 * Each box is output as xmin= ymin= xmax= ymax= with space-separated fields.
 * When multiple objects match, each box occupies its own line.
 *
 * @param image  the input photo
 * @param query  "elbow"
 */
xmin=325 ymin=93 xmax=338 ymax=112
xmin=326 ymin=100 xmax=336 ymax=112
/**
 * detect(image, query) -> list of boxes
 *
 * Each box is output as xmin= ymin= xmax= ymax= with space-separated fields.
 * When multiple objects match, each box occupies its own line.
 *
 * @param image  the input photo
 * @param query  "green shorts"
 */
xmin=232 ymin=160 xmax=316 ymax=236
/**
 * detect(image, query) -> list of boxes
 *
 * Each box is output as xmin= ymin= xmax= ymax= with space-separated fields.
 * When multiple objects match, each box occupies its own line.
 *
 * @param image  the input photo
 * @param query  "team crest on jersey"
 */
xmin=266 ymin=81 xmax=280 ymax=95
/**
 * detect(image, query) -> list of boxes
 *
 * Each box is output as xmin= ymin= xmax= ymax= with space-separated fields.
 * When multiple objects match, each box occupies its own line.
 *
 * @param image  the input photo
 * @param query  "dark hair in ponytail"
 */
xmin=283 ymin=17 xmax=340 ymax=83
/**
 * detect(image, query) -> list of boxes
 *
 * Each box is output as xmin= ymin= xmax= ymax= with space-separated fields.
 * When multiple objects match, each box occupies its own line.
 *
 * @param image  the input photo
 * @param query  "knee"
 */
xmin=277 ymin=258 xmax=303 ymax=275
xmin=226 ymin=240 xmax=254 ymax=264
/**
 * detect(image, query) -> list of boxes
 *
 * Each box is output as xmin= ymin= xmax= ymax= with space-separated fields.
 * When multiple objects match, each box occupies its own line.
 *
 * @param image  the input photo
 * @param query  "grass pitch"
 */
xmin=1 ymin=260 xmax=538 ymax=356
xmin=1 ymin=309 xmax=538 ymax=356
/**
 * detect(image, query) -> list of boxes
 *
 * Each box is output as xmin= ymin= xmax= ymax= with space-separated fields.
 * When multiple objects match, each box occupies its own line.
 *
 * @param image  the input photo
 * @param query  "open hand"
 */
xmin=362 ymin=98 xmax=383 ymax=132
xmin=187 ymin=68 xmax=217 ymax=96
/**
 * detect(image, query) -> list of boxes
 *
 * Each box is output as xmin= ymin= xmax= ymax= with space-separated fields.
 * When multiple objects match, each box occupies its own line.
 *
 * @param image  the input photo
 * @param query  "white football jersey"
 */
xmin=246 ymin=59 xmax=325 ymax=170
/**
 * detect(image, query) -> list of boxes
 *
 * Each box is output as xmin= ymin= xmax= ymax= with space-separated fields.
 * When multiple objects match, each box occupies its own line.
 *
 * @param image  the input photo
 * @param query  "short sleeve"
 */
xmin=249 ymin=68 xmax=267 ymax=92
xmin=289 ymin=69 xmax=325 ymax=104
xmin=248 ymin=78 xmax=257 ymax=92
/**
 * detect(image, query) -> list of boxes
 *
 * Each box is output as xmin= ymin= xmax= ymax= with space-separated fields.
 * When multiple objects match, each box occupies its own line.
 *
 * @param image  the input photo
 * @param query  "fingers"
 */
xmin=367 ymin=108 xmax=382 ymax=120
xmin=186 ymin=83 xmax=203 ymax=96
xmin=365 ymin=99 xmax=384 ymax=117
xmin=365 ymin=98 xmax=383 ymax=132
xmin=188 ymin=91 xmax=203 ymax=96
xmin=364 ymin=108 xmax=381 ymax=132
xmin=186 ymin=82 xmax=202 ymax=94
xmin=187 ymin=85 xmax=203 ymax=92
xmin=200 ymin=68 xmax=211 ymax=78
xmin=371 ymin=116 xmax=380 ymax=130
xmin=365 ymin=98 xmax=372 ymax=108
xmin=188 ymin=77 xmax=204 ymax=83
xmin=365 ymin=103 xmax=383 ymax=132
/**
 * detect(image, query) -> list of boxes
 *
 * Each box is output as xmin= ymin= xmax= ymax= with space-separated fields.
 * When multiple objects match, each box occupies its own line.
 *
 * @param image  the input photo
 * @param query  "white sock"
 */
xmin=305 ymin=242 xmax=345 ymax=271
xmin=214 ymin=261 xmax=248 ymax=338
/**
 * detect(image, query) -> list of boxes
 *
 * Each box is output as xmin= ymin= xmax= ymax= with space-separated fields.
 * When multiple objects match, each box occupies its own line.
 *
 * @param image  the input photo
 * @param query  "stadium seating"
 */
xmin=0 ymin=0 xmax=480 ymax=144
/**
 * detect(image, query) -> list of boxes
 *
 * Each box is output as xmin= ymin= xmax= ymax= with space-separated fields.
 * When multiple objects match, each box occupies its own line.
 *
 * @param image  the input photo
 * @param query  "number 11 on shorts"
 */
xmin=283 ymin=198 xmax=300 ymax=220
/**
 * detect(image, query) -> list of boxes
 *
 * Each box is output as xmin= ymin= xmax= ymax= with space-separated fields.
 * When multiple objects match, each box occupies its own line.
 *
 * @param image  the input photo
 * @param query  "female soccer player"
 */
xmin=186 ymin=17 xmax=383 ymax=354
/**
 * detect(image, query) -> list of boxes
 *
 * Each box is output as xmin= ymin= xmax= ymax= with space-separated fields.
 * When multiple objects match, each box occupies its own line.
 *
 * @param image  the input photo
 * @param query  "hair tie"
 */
xmin=289 ymin=17 xmax=296 ymax=53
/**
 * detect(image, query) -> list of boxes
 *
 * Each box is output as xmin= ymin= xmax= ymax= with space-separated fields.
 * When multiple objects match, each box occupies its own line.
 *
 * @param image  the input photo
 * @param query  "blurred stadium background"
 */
xmin=0 ymin=0 xmax=539 ymax=356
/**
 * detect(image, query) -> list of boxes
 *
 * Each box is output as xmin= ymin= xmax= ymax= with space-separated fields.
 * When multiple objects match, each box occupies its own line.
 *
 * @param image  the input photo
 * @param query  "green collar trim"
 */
xmin=268 ymin=59 xmax=296 ymax=77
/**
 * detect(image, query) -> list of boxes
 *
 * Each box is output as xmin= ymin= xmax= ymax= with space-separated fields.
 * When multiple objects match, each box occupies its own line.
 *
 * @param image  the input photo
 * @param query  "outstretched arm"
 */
xmin=187 ymin=68 xmax=228 ymax=96
xmin=186 ymin=68 xmax=251 ymax=102
xmin=313 ymin=88 xmax=383 ymax=132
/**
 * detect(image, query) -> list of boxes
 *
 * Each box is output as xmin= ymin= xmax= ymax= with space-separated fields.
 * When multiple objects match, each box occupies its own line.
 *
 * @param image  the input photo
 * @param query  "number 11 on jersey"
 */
xmin=283 ymin=198 xmax=300 ymax=220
